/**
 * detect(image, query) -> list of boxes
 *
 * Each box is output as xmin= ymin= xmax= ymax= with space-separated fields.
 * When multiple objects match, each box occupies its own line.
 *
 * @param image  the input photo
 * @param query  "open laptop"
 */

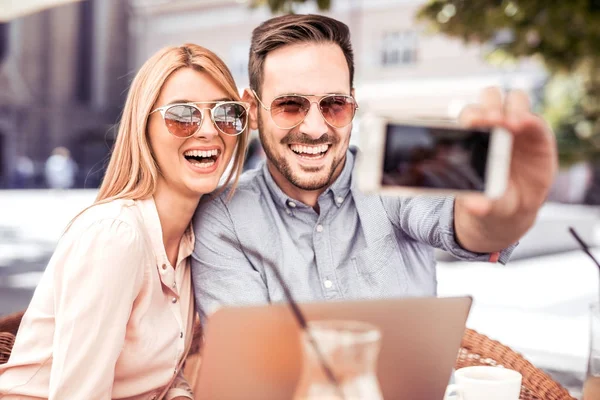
xmin=194 ymin=296 xmax=472 ymax=400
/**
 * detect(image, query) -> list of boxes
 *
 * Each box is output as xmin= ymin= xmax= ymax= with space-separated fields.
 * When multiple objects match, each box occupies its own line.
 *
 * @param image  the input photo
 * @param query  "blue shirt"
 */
xmin=191 ymin=148 xmax=514 ymax=321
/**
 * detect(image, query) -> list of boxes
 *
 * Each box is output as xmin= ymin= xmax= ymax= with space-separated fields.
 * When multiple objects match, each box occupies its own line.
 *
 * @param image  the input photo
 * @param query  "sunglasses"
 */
xmin=150 ymin=101 xmax=249 ymax=138
xmin=252 ymin=90 xmax=358 ymax=129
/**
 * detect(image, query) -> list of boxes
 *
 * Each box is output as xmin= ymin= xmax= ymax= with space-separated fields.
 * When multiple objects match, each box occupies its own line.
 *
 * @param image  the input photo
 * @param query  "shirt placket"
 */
xmin=158 ymin=261 xmax=186 ymax=376
xmin=312 ymin=201 xmax=340 ymax=300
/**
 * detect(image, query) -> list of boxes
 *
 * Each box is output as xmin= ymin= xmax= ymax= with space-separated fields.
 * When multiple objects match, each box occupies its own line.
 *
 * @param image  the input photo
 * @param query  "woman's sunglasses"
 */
xmin=150 ymin=101 xmax=249 ymax=138
xmin=252 ymin=90 xmax=358 ymax=129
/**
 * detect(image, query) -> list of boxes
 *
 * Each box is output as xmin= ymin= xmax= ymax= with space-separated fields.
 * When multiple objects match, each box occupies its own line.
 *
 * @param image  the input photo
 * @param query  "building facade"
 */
xmin=0 ymin=0 xmax=129 ymax=188
xmin=128 ymin=0 xmax=546 ymax=120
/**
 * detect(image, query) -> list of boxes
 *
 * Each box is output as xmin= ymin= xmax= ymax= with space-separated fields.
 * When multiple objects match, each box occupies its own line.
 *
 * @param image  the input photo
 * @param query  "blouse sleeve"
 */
xmin=49 ymin=218 xmax=145 ymax=400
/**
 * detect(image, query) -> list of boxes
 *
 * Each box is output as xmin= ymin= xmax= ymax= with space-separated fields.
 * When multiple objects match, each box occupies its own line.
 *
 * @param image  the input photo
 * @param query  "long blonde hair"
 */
xmin=96 ymin=43 xmax=248 ymax=204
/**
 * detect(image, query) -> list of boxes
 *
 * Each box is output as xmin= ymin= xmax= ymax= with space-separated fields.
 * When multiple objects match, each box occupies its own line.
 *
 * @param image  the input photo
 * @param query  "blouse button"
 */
xmin=180 ymin=331 xmax=183 ymax=338
xmin=171 ymin=297 xmax=177 ymax=304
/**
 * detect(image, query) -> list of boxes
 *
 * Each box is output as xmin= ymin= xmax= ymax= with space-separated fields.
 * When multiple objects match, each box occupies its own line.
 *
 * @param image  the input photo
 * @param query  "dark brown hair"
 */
xmin=249 ymin=14 xmax=355 ymax=96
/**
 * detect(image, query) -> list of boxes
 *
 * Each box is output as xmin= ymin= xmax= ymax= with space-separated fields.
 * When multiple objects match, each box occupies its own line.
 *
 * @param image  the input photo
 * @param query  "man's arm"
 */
xmin=383 ymin=195 xmax=515 ymax=264
xmin=454 ymin=88 xmax=557 ymax=253
xmin=191 ymin=195 xmax=269 ymax=323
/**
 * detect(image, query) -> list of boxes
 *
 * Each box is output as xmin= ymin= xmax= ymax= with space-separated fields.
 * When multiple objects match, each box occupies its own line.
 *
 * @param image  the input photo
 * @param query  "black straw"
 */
xmin=219 ymin=235 xmax=345 ymax=399
xmin=569 ymin=227 xmax=600 ymax=269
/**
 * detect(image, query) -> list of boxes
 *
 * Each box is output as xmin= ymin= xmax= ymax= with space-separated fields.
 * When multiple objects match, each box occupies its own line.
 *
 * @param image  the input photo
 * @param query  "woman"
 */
xmin=0 ymin=44 xmax=249 ymax=399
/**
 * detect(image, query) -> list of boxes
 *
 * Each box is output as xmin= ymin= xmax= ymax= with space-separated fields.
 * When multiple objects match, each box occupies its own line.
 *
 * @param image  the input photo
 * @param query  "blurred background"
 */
xmin=1 ymin=0 xmax=599 ymax=397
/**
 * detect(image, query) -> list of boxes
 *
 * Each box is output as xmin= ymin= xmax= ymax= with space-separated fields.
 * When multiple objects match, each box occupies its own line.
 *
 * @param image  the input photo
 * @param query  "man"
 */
xmin=191 ymin=14 xmax=557 ymax=321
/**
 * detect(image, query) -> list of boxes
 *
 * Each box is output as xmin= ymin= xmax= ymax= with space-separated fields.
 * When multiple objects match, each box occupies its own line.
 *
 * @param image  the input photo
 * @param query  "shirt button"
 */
xmin=171 ymin=297 xmax=177 ymax=304
xmin=324 ymin=279 xmax=333 ymax=289
xmin=288 ymin=201 xmax=296 ymax=208
xmin=316 ymin=224 xmax=324 ymax=233
xmin=336 ymin=196 xmax=344 ymax=204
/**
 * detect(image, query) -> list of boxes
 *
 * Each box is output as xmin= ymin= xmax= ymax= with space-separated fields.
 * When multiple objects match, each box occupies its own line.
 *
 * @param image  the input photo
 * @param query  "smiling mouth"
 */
xmin=183 ymin=149 xmax=221 ymax=169
xmin=289 ymin=144 xmax=330 ymax=160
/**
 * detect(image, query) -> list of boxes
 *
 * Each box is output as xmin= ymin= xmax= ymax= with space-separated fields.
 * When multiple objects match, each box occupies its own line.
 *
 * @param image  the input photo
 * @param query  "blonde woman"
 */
xmin=0 ymin=44 xmax=249 ymax=400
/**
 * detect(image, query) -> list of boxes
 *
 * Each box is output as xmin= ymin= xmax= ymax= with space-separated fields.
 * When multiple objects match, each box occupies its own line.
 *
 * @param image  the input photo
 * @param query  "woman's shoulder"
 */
xmin=67 ymin=198 xmax=146 ymax=237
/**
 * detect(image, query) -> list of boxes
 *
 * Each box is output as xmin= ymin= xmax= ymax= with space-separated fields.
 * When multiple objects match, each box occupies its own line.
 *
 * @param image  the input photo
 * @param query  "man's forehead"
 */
xmin=261 ymin=42 xmax=350 ymax=96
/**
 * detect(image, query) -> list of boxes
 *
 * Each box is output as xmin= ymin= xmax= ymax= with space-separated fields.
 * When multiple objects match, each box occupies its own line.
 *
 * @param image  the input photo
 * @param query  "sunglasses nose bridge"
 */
xmin=194 ymin=108 xmax=219 ymax=138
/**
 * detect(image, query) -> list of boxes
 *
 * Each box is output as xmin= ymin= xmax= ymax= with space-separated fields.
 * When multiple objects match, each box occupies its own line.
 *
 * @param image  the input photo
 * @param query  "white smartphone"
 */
xmin=356 ymin=114 xmax=513 ymax=198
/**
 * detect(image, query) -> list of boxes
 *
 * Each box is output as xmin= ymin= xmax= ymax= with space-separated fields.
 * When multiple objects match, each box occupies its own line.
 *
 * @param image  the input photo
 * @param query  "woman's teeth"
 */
xmin=184 ymin=149 xmax=219 ymax=168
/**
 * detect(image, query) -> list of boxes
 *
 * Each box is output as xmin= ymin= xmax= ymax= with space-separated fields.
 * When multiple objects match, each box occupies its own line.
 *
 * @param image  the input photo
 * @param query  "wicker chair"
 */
xmin=458 ymin=328 xmax=576 ymax=400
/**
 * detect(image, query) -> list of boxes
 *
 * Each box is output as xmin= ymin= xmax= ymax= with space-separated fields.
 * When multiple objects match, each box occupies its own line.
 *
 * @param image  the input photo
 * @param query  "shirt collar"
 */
xmin=261 ymin=146 xmax=357 ymax=210
xmin=136 ymin=196 xmax=195 ymax=269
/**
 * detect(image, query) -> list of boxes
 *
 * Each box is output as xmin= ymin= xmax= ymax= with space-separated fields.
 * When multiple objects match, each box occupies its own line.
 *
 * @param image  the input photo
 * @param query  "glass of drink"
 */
xmin=585 ymin=303 xmax=600 ymax=400
xmin=293 ymin=320 xmax=384 ymax=400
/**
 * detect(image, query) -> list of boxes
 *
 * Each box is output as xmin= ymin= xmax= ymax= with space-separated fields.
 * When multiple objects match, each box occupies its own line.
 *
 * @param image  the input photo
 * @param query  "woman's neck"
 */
xmin=153 ymin=182 xmax=200 ymax=267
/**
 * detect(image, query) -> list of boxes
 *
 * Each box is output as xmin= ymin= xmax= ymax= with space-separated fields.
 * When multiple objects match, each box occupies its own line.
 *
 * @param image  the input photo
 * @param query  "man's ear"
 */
xmin=242 ymin=88 xmax=259 ymax=131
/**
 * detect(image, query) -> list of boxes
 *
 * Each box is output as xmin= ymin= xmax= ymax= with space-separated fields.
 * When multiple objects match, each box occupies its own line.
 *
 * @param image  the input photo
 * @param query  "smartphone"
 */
xmin=356 ymin=114 xmax=512 ymax=198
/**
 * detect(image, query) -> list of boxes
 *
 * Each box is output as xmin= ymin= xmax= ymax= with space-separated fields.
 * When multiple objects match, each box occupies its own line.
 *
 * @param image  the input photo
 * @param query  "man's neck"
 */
xmin=266 ymin=157 xmax=346 ymax=211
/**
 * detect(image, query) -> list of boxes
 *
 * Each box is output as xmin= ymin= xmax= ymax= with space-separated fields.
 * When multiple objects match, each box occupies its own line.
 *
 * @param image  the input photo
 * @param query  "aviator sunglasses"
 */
xmin=150 ymin=101 xmax=249 ymax=138
xmin=252 ymin=89 xmax=358 ymax=129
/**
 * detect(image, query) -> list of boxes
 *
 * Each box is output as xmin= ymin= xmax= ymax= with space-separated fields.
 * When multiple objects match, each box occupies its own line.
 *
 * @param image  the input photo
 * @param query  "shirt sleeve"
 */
xmin=49 ymin=218 xmax=145 ymax=400
xmin=165 ymin=369 xmax=193 ymax=400
xmin=382 ymin=195 xmax=517 ymax=264
xmin=191 ymin=196 xmax=269 ymax=323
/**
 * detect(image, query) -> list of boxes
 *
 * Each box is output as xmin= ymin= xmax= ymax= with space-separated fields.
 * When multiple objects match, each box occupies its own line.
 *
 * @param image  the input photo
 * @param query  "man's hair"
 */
xmin=249 ymin=14 xmax=354 ymax=95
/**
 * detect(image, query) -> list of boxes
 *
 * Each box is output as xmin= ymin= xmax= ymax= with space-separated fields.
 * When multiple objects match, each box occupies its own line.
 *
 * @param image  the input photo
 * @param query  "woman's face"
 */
xmin=148 ymin=68 xmax=239 ymax=199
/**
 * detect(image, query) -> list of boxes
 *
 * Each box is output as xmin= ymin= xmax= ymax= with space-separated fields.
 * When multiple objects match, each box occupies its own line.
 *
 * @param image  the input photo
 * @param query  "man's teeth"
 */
xmin=290 ymin=144 xmax=329 ymax=155
xmin=184 ymin=149 xmax=219 ymax=158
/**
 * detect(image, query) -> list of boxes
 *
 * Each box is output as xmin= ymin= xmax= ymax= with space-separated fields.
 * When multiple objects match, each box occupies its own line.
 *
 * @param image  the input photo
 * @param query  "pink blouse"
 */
xmin=0 ymin=198 xmax=196 ymax=400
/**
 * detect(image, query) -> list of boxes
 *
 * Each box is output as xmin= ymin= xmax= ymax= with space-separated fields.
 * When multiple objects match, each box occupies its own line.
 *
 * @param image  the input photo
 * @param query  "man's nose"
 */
xmin=298 ymin=102 xmax=328 ymax=139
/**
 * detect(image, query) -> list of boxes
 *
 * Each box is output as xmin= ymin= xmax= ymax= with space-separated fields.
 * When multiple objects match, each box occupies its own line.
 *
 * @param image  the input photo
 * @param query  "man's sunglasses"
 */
xmin=150 ymin=101 xmax=249 ymax=138
xmin=252 ymin=90 xmax=358 ymax=129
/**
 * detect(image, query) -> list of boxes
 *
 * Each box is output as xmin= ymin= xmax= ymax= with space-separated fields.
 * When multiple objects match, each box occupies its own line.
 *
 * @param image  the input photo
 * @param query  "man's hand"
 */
xmin=454 ymin=87 xmax=558 ymax=253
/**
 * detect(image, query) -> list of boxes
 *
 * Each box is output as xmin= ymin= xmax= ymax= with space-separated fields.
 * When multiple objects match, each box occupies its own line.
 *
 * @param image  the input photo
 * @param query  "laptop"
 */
xmin=194 ymin=296 xmax=472 ymax=400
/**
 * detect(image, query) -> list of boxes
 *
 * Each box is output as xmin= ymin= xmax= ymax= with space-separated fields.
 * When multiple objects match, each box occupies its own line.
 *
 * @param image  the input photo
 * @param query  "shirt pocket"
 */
xmin=351 ymin=233 xmax=408 ymax=296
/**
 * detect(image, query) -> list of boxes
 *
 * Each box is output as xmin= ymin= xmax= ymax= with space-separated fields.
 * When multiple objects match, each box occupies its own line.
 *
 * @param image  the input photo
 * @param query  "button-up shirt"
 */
xmin=0 ymin=198 xmax=195 ymax=400
xmin=191 ymin=148 xmax=515 ymax=321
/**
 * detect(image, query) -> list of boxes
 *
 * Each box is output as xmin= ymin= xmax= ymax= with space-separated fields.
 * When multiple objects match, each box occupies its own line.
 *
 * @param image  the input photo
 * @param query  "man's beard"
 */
xmin=257 ymin=115 xmax=342 ymax=191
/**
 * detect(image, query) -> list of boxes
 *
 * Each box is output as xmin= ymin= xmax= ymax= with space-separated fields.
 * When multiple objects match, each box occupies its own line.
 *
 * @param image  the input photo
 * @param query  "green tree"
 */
xmin=249 ymin=0 xmax=331 ymax=14
xmin=417 ymin=0 xmax=600 ymax=163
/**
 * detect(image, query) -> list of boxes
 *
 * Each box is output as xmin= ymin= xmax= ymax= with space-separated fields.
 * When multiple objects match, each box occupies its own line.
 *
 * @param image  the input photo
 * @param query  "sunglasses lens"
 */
xmin=213 ymin=103 xmax=247 ymax=136
xmin=319 ymin=96 xmax=356 ymax=128
xmin=270 ymin=96 xmax=311 ymax=129
xmin=164 ymin=105 xmax=202 ymax=137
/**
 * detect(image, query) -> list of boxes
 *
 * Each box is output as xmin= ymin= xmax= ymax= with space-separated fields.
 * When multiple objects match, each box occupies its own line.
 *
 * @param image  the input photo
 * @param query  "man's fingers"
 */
xmin=458 ymin=104 xmax=486 ymax=127
xmin=504 ymin=89 xmax=531 ymax=122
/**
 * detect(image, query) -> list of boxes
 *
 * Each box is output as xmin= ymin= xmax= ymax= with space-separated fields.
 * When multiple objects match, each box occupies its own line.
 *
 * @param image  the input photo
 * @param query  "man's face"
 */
xmin=252 ymin=43 xmax=353 ymax=192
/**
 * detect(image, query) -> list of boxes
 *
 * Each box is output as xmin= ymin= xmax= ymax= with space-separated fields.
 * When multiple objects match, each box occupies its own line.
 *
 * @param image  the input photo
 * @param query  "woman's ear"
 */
xmin=242 ymin=88 xmax=259 ymax=131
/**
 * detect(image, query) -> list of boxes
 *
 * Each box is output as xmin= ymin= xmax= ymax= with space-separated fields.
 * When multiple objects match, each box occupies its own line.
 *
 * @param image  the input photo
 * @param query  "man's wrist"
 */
xmin=454 ymin=197 xmax=536 ymax=254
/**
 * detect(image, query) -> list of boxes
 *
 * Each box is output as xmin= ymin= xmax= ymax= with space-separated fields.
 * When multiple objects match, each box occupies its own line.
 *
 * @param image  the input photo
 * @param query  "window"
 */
xmin=76 ymin=0 xmax=93 ymax=103
xmin=381 ymin=30 xmax=418 ymax=66
xmin=0 ymin=23 xmax=8 ymax=64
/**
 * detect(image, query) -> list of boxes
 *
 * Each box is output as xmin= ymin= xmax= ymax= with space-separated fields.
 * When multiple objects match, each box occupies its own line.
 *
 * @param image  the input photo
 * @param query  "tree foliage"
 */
xmin=417 ymin=0 xmax=600 ymax=163
xmin=249 ymin=0 xmax=331 ymax=14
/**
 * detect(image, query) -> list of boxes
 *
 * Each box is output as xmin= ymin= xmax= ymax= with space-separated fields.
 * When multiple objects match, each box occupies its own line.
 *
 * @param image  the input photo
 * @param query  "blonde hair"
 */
xmin=96 ymin=43 xmax=248 ymax=204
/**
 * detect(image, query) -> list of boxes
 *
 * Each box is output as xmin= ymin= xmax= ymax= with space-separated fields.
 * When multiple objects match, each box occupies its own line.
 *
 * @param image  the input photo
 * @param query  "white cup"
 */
xmin=444 ymin=366 xmax=522 ymax=400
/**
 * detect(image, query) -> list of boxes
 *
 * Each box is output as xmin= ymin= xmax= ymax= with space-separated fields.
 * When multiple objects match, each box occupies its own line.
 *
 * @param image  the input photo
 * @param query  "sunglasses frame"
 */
xmin=150 ymin=101 xmax=250 ymax=138
xmin=252 ymin=90 xmax=358 ymax=129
